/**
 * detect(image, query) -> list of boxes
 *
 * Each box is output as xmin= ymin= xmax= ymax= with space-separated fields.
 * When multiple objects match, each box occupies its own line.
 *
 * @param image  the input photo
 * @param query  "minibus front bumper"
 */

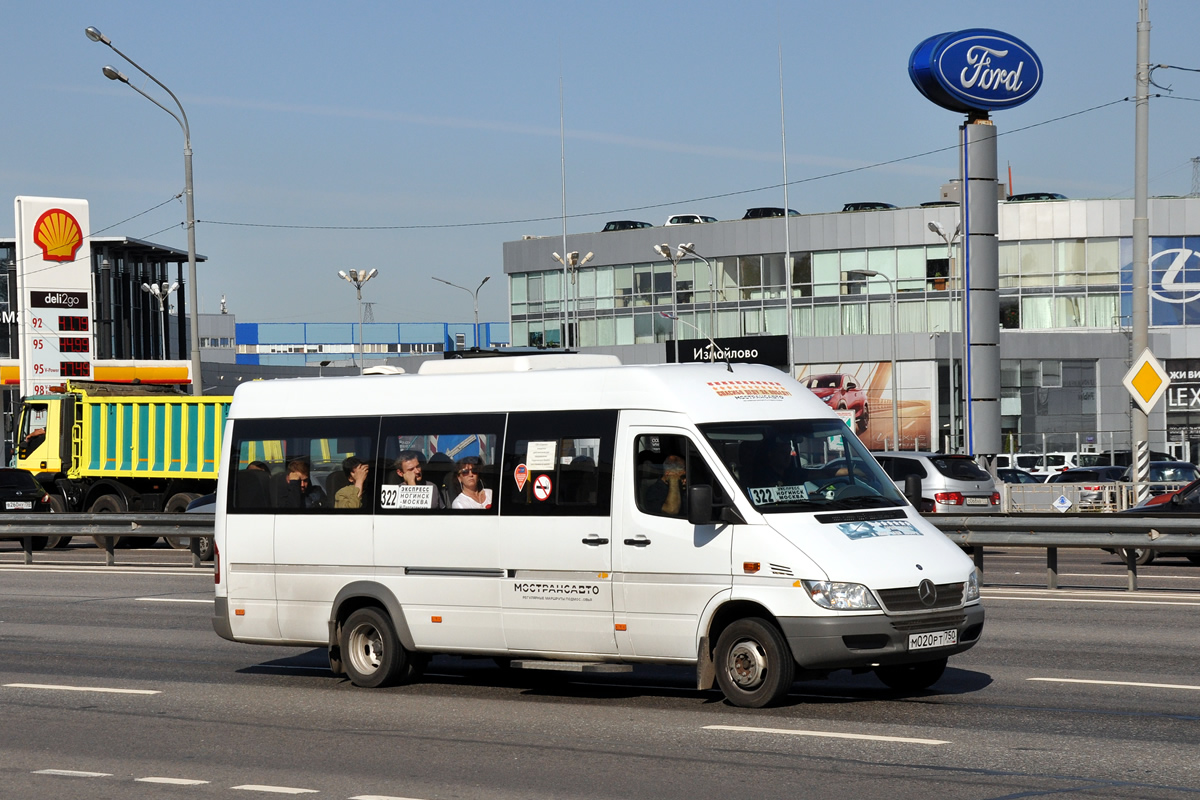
xmin=777 ymin=603 xmax=984 ymax=670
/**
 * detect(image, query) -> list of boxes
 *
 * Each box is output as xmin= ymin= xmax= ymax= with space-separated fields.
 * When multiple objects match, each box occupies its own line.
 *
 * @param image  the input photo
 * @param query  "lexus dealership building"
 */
xmin=502 ymin=195 xmax=1200 ymax=460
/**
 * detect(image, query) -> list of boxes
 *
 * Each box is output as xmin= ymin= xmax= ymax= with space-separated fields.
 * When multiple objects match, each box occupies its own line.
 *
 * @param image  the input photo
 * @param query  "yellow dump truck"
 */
xmin=14 ymin=381 xmax=231 ymax=554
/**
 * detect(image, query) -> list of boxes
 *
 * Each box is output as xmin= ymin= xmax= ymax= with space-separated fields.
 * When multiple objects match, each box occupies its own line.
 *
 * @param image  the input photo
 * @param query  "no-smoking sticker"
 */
xmin=533 ymin=473 xmax=552 ymax=501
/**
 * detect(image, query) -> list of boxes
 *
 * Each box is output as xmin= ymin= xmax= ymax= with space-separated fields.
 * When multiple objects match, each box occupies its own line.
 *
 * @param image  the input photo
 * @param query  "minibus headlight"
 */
xmin=964 ymin=568 xmax=980 ymax=602
xmin=801 ymin=580 xmax=880 ymax=611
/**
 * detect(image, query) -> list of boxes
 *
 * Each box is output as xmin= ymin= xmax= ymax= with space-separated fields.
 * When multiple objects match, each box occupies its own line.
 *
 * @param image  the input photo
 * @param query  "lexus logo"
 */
xmin=917 ymin=579 xmax=938 ymax=607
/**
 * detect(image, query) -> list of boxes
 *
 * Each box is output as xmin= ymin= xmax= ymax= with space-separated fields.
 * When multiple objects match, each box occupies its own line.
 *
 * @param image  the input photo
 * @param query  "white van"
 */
xmin=212 ymin=356 xmax=983 ymax=708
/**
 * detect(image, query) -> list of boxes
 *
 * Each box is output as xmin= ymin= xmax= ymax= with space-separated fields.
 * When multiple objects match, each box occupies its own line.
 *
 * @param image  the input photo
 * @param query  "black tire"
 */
xmin=163 ymin=492 xmax=205 ymax=555
xmin=45 ymin=495 xmax=71 ymax=549
xmin=89 ymin=494 xmax=129 ymax=549
xmin=856 ymin=404 xmax=870 ymax=434
xmin=338 ymin=607 xmax=420 ymax=688
xmin=874 ymin=657 xmax=948 ymax=691
xmin=27 ymin=536 xmax=49 ymax=551
xmin=1117 ymin=547 xmax=1155 ymax=566
xmin=713 ymin=617 xmax=795 ymax=708
xmin=1187 ymin=554 xmax=1200 ymax=566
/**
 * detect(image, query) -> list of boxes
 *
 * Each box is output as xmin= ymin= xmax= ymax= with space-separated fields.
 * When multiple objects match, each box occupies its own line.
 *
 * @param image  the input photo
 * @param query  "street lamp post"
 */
xmin=141 ymin=281 xmax=179 ymax=359
xmin=677 ymin=243 xmax=715 ymax=333
xmin=928 ymin=220 xmax=963 ymax=452
xmin=337 ymin=269 xmax=377 ymax=374
xmin=432 ymin=276 xmax=491 ymax=348
xmin=87 ymin=26 xmax=203 ymax=396
xmin=551 ymin=251 xmax=592 ymax=348
xmin=848 ymin=269 xmax=900 ymax=449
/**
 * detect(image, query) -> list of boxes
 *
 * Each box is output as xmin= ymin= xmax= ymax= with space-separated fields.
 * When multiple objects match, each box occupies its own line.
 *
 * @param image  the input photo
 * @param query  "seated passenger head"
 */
xmin=395 ymin=450 xmax=424 ymax=484
xmin=455 ymin=455 xmax=484 ymax=488
xmin=286 ymin=459 xmax=311 ymax=482
xmin=343 ymin=455 xmax=368 ymax=477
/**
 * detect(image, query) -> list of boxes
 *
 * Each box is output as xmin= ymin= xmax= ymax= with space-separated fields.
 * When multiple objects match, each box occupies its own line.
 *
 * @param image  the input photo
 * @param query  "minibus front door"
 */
xmin=615 ymin=428 xmax=735 ymax=660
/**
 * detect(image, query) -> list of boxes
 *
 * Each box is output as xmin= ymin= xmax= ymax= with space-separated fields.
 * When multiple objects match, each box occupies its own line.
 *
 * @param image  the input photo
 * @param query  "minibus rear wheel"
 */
xmin=340 ymin=606 xmax=418 ymax=688
xmin=713 ymin=618 xmax=795 ymax=708
xmin=874 ymin=657 xmax=947 ymax=691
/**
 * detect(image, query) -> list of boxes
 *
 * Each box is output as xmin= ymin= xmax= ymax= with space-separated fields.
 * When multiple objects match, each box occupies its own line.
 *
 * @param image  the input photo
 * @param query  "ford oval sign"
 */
xmin=909 ymin=28 xmax=1042 ymax=114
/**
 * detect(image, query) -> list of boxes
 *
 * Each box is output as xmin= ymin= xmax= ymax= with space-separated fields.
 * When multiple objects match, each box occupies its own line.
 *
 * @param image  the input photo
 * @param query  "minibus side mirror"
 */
xmin=904 ymin=474 xmax=923 ymax=507
xmin=687 ymin=484 xmax=713 ymax=525
xmin=687 ymin=484 xmax=745 ymax=526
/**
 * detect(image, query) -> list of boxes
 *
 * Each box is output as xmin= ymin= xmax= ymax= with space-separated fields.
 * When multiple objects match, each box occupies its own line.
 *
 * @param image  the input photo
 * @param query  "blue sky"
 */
xmin=3 ymin=1 xmax=1197 ymax=325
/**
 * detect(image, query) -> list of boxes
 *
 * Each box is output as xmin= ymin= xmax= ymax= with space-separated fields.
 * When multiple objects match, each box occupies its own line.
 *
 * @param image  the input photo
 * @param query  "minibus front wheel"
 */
xmin=340 ymin=606 xmax=420 ymax=688
xmin=713 ymin=618 xmax=795 ymax=708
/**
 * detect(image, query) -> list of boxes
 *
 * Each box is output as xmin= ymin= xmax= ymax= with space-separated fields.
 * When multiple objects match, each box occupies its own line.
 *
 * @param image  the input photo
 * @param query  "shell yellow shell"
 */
xmin=33 ymin=209 xmax=83 ymax=262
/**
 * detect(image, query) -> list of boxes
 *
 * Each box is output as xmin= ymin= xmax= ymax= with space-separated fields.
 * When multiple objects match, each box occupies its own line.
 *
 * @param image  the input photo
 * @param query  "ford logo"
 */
xmin=909 ymin=28 xmax=1043 ymax=113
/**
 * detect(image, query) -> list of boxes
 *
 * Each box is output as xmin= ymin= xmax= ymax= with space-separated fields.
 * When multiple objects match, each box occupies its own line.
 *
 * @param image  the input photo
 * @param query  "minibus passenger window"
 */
xmin=376 ymin=414 xmax=505 ymax=514
xmin=500 ymin=410 xmax=617 ymax=517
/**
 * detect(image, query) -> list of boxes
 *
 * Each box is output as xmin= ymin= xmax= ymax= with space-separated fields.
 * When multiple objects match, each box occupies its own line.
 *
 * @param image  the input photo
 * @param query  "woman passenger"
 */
xmin=451 ymin=456 xmax=492 ymax=509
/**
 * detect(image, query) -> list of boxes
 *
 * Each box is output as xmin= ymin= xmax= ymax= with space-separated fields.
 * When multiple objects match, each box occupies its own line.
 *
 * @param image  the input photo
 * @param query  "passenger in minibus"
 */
xmin=450 ymin=456 xmax=492 ymax=509
xmin=644 ymin=454 xmax=686 ymax=516
xmin=334 ymin=456 xmax=371 ymax=509
xmin=394 ymin=450 xmax=443 ymax=509
xmin=279 ymin=458 xmax=328 ymax=509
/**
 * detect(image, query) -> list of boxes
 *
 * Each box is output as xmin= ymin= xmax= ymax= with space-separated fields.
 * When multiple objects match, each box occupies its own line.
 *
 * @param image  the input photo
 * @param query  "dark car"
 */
xmin=1121 ymin=461 xmax=1200 ymax=495
xmin=842 ymin=202 xmax=897 ymax=212
xmin=1006 ymin=192 xmax=1067 ymax=202
xmin=173 ymin=492 xmax=216 ymax=561
xmin=1118 ymin=477 xmax=1200 ymax=565
xmin=0 ymin=468 xmax=55 ymax=549
xmin=1047 ymin=466 xmax=1127 ymax=509
xmin=601 ymin=220 xmax=653 ymax=232
xmin=802 ymin=373 xmax=869 ymax=433
xmin=742 ymin=207 xmax=799 ymax=219
xmin=997 ymin=467 xmax=1040 ymax=484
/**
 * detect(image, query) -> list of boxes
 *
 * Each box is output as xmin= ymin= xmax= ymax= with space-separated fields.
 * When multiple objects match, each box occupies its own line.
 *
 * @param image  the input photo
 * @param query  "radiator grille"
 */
xmin=876 ymin=582 xmax=964 ymax=613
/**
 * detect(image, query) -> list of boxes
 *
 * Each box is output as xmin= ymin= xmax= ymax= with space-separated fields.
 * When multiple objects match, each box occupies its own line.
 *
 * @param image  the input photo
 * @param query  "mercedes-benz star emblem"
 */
xmin=917 ymin=579 xmax=937 ymax=607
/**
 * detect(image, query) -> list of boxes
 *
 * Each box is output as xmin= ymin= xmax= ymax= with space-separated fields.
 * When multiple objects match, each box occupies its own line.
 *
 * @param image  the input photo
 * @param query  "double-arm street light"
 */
xmin=654 ymin=243 xmax=717 ymax=364
xmin=141 ymin=281 xmax=179 ymax=359
xmin=847 ymin=269 xmax=900 ymax=449
xmin=87 ymin=26 xmax=202 ymax=395
xmin=551 ymin=251 xmax=592 ymax=348
xmin=432 ymin=276 xmax=490 ymax=349
xmin=928 ymin=220 xmax=963 ymax=452
xmin=338 ymin=269 xmax=377 ymax=374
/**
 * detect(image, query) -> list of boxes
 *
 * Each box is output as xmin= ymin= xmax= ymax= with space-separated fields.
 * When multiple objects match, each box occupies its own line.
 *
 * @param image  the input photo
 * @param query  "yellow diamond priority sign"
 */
xmin=1123 ymin=349 xmax=1170 ymax=414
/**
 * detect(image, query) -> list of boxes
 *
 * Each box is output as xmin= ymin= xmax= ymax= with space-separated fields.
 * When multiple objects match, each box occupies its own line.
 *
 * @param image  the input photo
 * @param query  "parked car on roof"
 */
xmin=802 ymin=373 xmax=869 ymax=433
xmin=665 ymin=213 xmax=717 ymax=226
xmin=842 ymin=202 xmax=897 ymax=212
xmin=997 ymin=467 xmax=1040 ymax=484
xmin=742 ymin=207 xmax=799 ymax=219
xmin=1006 ymin=192 xmax=1067 ymax=202
xmin=875 ymin=452 xmax=999 ymax=514
xmin=601 ymin=220 xmax=653 ymax=232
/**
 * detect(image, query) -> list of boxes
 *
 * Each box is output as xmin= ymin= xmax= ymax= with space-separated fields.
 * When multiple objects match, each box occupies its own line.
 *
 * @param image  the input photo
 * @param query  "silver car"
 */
xmin=875 ymin=452 xmax=999 ymax=514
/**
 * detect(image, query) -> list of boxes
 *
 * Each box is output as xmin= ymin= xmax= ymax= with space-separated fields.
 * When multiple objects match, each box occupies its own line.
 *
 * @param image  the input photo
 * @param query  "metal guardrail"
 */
xmin=930 ymin=513 xmax=1200 ymax=591
xmin=2 ymin=511 xmax=1198 ymax=591
xmin=0 ymin=513 xmax=215 ymax=567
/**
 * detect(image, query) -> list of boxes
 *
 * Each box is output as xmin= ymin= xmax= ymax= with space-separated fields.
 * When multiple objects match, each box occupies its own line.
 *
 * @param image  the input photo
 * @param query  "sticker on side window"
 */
xmin=380 ymin=484 xmax=437 ymax=509
xmin=749 ymin=484 xmax=809 ymax=505
xmin=526 ymin=441 xmax=557 ymax=471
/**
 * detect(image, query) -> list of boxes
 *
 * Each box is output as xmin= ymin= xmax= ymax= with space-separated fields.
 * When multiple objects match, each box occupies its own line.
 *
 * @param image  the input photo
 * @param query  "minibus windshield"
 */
xmin=698 ymin=419 xmax=906 ymax=511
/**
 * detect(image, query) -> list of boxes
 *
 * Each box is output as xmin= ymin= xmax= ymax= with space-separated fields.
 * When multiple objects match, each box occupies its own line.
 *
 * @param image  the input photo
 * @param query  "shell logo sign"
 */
xmin=33 ymin=208 xmax=84 ymax=262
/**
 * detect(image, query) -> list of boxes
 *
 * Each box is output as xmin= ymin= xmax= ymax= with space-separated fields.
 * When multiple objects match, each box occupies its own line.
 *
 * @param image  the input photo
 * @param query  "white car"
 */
xmin=665 ymin=213 xmax=717 ymax=226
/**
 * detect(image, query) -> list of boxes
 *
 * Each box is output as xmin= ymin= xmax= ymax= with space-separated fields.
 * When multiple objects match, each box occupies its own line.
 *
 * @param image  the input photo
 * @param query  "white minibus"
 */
xmin=212 ymin=355 xmax=983 ymax=708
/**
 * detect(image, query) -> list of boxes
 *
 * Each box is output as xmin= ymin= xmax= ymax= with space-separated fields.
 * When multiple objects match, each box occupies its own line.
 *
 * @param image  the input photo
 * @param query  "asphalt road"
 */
xmin=1 ymin=541 xmax=1199 ymax=799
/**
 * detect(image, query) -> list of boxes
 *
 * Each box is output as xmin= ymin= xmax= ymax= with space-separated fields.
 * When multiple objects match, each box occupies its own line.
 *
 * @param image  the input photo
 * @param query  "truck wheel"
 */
xmin=164 ymin=492 xmax=201 ymax=551
xmin=339 ymin=607 xmax=419 ymax=688
xmin=89 ymin=494 xmax=129 ymax=549
xmin=874 ymin=657 xmax=948 ymax=691
xmin=45 ymin=495 xmax=71 ymax=549
xmin=713 ymin=617 xmax=795 ymax=708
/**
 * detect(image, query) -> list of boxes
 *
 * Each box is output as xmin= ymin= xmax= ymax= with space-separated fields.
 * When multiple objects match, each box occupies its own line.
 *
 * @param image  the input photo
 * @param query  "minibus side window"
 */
xmin=377 ymin=413 xmax=505 ymax=514
xmin=634 ymin=434 xmax=717 ymax=518
xmin=226 ymin=417 xmax=380 ymax=514
xmin=500 ymin=410 xmax=617 ymax=517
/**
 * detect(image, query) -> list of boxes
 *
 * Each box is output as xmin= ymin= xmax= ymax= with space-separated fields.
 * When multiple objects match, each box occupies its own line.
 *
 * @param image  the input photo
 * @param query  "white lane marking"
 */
xmin=137 ymin=777 xmax=210 ymax=785
xmin=982 ymin=594 xmax=1200 ymax=607
xmin=233 ymin=786 xmax=319 ymax=795
xmin=33 ymin=769 xmax=112 ymax=777
xmin=351 ymin=796 xmax=430 ymax=800
xmin=135 ymin=597 xmax=212 ymax=603
xmin=0 ymin=565 xmax=208 ymax=576
xmin=704 ymin=724 xmax=949 ymax=745
xmin=5 ymin=683 xmax=160 ymax=695
xmin=1029 ymin=677 xmax=1200 ymax=691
